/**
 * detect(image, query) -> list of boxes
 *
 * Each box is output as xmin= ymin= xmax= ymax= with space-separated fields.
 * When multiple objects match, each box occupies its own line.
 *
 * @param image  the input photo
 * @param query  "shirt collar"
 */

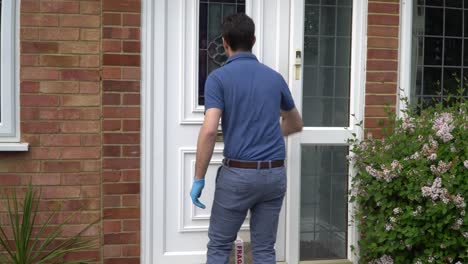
xmin=225 ymin=52 xmax=258 ymax=64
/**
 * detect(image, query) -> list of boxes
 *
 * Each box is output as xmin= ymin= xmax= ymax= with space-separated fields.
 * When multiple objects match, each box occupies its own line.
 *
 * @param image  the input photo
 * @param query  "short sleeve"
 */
xmin=279 ymin=77 xmax=295 ymax=111
xmin=204 ymin=74 xmax=224 ymax=111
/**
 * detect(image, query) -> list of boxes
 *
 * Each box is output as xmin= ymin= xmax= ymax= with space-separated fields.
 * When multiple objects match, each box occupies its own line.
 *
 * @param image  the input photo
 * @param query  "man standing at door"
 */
xmin=190 ymin=13 xmax=303 ymax=264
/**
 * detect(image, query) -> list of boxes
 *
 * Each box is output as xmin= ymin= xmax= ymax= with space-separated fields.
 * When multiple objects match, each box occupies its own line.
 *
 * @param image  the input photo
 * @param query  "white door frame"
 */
xmin=141 ymin=0 xmax=166 ymax=262
xmin=141 ymin=0 xmax=367 ymax=263
xmin=141 ymin=0 xmax=289 ymax=262
xmin=286 ymin=0 xmax=367 ymax=263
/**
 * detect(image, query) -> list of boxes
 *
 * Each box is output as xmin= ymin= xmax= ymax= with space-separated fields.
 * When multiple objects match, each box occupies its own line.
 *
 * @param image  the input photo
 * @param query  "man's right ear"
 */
xmin=223 ymin=38 xmax=230 ymax=53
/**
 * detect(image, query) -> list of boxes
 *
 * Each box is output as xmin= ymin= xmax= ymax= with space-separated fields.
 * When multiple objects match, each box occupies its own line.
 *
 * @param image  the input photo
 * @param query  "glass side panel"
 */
xmin=198 ymin=0 xmax=245 ymax=105
xmin=300 ymin=145 xmax=348 ymax=260
xmin=302 ymin=1 xmax=352 ymax=127
xmin=411 ymin=1 xmax=468 ymax=105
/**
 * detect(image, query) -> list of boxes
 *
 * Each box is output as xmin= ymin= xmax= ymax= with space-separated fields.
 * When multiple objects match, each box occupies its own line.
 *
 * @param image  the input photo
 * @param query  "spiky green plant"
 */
xmin=0 ymin=184 xmax=99 ymax=264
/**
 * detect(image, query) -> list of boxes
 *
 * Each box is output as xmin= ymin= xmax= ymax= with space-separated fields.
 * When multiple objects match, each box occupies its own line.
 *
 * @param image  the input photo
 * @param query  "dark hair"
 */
xmin=222 ymin=13 xmax=255 ymax=51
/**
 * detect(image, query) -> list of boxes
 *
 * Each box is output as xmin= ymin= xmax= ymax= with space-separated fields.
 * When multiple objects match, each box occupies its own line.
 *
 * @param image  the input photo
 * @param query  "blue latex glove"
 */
xmin=190 ymin=178 xmax=206 ymax=209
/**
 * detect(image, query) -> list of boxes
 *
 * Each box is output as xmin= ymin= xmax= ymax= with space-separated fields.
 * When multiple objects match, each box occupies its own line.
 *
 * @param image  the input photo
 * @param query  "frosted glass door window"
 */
xmin=300 ymin=145 xmax=348 ymax=260
xmin=302 ymin=0 xmax=352 ymax=127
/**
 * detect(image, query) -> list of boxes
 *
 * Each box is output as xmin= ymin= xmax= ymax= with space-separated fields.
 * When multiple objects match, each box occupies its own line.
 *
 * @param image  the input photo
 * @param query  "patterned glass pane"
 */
xmin=199 ymin=0 xmax=245 ymax=105
xmin=300 ymin=145 xmax=348 ymax=260
xmin=411 ymin=1 xmax=468 ymax=105
xmin=302 ymin=1 xmax=352 ymax=127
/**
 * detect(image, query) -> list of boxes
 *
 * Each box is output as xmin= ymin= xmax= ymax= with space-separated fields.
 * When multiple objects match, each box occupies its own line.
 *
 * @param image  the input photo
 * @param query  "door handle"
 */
xmin=295 ymin=49 xmax=302 ymax=80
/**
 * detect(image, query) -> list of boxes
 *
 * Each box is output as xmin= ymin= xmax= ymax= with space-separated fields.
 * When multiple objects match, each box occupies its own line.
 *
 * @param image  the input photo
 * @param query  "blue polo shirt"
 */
xmin=204 ymin=52 xmax=295 ymax=161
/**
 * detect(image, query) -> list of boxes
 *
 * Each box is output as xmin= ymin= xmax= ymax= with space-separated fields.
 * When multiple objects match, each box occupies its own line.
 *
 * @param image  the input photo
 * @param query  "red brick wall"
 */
xmin=365 ymin=0 xmax=400 ymax=137
xmin=1 ymin=0 xmax=401 ymax=262
xmin=0 ymin=0 xmax=104 ymax=262
xmin=102 ymin=0 xmax=141 ymax=263
xmin=0 ymin=0 xmax=142 ymax=263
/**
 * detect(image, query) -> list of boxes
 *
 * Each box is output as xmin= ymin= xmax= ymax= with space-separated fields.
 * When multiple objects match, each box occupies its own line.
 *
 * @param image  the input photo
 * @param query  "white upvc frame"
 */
xmin=0 ymin=0 xmax=27 ymax=151
xmin=142 ymin=0 xmax=367 ymax=263
xmin=141 ymin=0 xmax=163 ymax=262
xmin=398 ymin=0 xmax=413 ymax=115
xmin=286 ymin=0 xmax=367 ymax=263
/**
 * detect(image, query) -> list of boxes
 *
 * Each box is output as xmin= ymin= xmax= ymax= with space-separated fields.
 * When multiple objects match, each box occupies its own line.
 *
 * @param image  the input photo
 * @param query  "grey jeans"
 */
xmin=206 ymin=164 xmax=287 ymax=264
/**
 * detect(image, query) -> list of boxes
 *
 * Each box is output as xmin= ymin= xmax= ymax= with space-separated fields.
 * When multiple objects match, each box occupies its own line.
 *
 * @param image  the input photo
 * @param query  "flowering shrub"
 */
xmin=348 ymin=96 xmax=467 ymax=264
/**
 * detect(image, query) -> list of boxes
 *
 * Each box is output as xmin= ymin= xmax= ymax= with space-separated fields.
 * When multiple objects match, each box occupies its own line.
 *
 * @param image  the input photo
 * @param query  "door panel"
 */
xmin=150 ymin=0 xmax=291 ymax=263
xmin=287 ymin=0 xmax=365 ymax=263
xmin=165 ymin=1 xmax=249 ymax=262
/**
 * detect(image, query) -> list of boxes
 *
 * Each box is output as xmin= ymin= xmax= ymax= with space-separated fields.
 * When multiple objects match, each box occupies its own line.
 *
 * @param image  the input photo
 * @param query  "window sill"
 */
xmin=0 ymin=143 xmax=29 ymax=151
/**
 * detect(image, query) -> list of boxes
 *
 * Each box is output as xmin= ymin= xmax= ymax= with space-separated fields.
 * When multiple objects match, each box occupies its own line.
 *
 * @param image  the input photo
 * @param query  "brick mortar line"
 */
xmin=366 ymin=59 xmax=398 ymax=61
xmin=368 ymin=1 xmax=400 ymax=4
xmin=367 ymin=36 xmax=399 ymax=39
xmin=102 ymin=40 xmax=140 ymax=43
xmin=368 ymin=13 xmax=400 ymax=16
xmin=22 ymin=67 xmax=102 ymax=69
xmin=21 ymin=40 xmax=104 ymax=42
xmin=21 ymin=26 xmax=102 ymax=30
xmin=365 ymin=93 xmax=398 ymax=96
xmin=102 ymin=25 xmax=141 ymax=28
xmin=368 ymin=25 xmax=400 ymax=28
xmin=102 ymin=11 xmax=141 ymax=15
xmin=366 ymin=71 xmax=398 ymax=73
xmin=99 ymin=0 xmax=105 ymax=260
xmin=101 ymin=92 xmax=140 ymax=94
xmin=366 ymin=81 xmax=397 ymax=84
xmin=367 ymin=48 xmax=398 ymax=50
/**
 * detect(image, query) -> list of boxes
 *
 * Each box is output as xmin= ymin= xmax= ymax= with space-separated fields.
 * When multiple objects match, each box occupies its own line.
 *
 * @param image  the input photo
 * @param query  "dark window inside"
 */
xmin=412 ymin=0 xmax=468 ymax=106
xmin=198 ymin=0 xmax=245 ymax=105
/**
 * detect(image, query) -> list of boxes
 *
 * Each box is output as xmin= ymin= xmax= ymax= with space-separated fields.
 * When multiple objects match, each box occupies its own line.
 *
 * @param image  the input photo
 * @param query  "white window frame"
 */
xmin=0 ymin=0 xmax=27 ymax=150
xmin=399 ymin=0 xmax=467 ymax=115
xmin=399 ymin=0 xmax=413 ymax=114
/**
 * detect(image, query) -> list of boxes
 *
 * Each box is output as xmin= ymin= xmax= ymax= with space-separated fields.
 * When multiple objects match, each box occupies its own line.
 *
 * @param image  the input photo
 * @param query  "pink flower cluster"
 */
xmin=412 ymin=206 xmax=423 ymax=216
xmin=422 ymin=178 xmax=466 ymax=209
xmin=430 ymin=160 xmax=452 ymax=175
xmin=432 ymin=112 xmax=455 ymax=142
xmin=421 ymin=136 xmax=439 ymax=161
xmin=365 ymin=160 xmax=401 ymax=182
xmin=453 ymin=193 xmax=466 ymax=209
xmin=370 ymin=255 xmax=394 ymax=264
xmin=385 ymin=223 xmax=394 ymax=231
xmin=421 ymin=177 xmax=450 ymax=204
xmin=451 ymin=218 xmax=463 ymax=230
xmin=401 ymin=117 xmax=416 ymax=132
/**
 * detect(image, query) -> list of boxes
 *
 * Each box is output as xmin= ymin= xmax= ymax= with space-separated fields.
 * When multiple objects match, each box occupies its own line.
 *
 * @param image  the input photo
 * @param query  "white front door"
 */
xmin=142 ymin=0 xmax=365 ymax=263
xmin=142 ymin=0 xmax=290 ymax=263
xmin=285 ymin=0 xmax=366 ymax=263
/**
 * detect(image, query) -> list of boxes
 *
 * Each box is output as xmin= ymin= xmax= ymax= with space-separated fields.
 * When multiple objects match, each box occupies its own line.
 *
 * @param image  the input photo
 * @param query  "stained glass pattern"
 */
xmin=199 ymin=0 xmax=245 ymax=105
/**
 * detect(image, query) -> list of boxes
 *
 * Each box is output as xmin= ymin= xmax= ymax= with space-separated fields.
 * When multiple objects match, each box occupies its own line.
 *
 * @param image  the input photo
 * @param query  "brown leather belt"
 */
xmin=223 ymin=159 xmax=284 ymax=169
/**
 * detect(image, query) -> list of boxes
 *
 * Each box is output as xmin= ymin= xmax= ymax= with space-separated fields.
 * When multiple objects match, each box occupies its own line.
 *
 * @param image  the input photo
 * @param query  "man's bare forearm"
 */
xmin=281 ymin=108 xmax=304 ymax=136
xmin=194 ymin=128 xmax=218 ymax=179
xmin=281 ymin=119 xmax=301 ymax=136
